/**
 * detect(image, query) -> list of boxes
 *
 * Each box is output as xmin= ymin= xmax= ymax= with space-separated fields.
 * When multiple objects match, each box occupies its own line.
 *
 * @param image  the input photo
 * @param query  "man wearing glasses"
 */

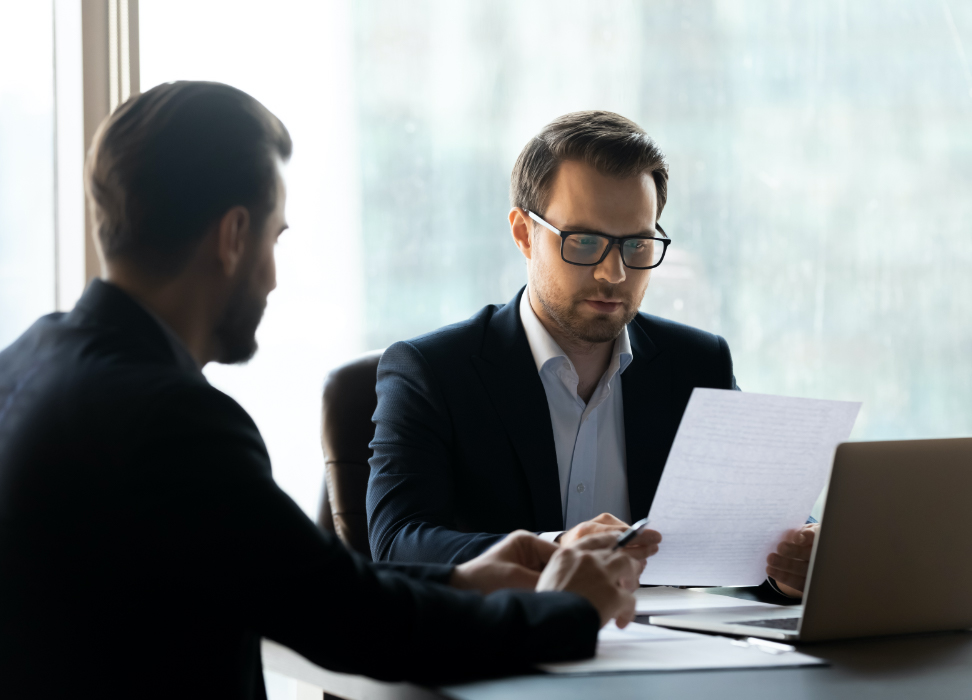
xmin=368 ymin=111 xmax=816 ymax=597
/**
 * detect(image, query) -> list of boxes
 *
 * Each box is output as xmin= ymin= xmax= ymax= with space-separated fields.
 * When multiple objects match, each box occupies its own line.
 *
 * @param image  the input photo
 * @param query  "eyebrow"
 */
xmin=561 ymin=222 xmax=658 ymax=237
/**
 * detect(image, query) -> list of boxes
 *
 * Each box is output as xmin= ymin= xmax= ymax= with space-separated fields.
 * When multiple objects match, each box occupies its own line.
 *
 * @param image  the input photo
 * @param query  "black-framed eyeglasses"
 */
xmin=528 ymin=211 xmax=671 ymax=270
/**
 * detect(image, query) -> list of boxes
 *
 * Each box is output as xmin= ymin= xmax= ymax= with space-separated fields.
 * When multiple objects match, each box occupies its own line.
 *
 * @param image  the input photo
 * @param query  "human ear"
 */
xmin=215 ymin=206 xmax=250 ymax=277
xmin=509 ymin=208 xmax=534 ymax=260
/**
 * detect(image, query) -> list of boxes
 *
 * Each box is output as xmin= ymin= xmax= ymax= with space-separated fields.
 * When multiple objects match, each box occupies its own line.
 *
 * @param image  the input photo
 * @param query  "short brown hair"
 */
xmin=85 ymin=81 xmax=293 ymax=275
xmin=510 ymin=111 xmax=668 ymax=220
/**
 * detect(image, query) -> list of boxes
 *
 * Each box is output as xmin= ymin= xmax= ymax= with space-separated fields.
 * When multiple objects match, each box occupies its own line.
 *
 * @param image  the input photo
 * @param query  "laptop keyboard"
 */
xmin=735 ymin=617 xmax=801 ymax=631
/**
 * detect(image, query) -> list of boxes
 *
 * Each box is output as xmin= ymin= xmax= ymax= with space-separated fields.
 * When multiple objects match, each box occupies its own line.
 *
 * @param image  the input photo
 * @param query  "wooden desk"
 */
xmin=263 ymin=588 xmax=972 ymax=700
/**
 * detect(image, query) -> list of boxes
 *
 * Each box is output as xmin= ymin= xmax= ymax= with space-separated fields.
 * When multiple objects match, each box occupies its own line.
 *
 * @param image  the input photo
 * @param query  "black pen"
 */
xmin=612 ymin=517 xmax=652 ymax=550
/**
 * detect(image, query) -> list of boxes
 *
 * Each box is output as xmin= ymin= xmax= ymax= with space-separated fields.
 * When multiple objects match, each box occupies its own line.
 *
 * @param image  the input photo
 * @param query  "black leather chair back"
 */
xmin=317 ymin=350 xmax=383 ymax=558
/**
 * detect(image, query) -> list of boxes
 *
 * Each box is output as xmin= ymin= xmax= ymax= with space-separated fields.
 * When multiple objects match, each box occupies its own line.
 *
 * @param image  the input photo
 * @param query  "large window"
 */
xmin=0 ymin=3 xmax=56 ymax=348
xmin=136 ymin=0 xmax=972 ymax=523
xmin=354 ymin=0 xmax=972 ymax=442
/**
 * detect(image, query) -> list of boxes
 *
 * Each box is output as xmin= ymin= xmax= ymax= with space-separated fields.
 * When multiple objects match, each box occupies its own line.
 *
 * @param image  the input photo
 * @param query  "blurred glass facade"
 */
xmin=101 ymin=0 xmax=972 ymax=524
xmin=353 ymin=0 xmax=972 ymax=441
xmin=3 ymin=0 xmax=970 ymax=528
xmin=0 ymin=3 xmax=56 ymax=348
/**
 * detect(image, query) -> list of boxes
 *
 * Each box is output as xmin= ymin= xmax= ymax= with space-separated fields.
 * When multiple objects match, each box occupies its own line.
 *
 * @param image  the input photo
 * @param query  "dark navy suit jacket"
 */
xmin=368 ymin=287 xmax=738 ymax=564
xmin=0 ymin=281 xmax=598 ymax=699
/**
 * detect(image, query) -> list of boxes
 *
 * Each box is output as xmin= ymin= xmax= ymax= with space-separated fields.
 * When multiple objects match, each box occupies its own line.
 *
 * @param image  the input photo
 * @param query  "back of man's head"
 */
xmin=510 ymin=111 xmax=668 ymax=219
xmin=85 ymin=81 xmax=292 ymax=277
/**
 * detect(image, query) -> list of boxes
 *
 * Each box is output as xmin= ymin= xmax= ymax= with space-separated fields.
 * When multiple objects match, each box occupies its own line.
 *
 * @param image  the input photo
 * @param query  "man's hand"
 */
xmin=558 ymin=513 xmax=662 ymax=563
xmin=537 ymin=532 xmax=642 ymax=628
xmin=766 ymin=523 xmax=819 ymax=596
xmin=557 ymin=513 xmax=629 ymax=546
xmin=450 ymin=530 xmax=557 ymax=594
xmin=449 ymin=530 xmax=653 ymax=627
xmin=564 ymin=527 xmax=660 ymax=585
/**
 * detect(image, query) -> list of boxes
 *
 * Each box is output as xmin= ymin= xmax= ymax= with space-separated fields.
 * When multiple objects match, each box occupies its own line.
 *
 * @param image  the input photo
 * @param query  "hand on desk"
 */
xmin=450 ymin=529 xmax=656 ymax=628
xmin=766 ymin=523 xmax=819 ymax=596
xmin=451 ymin=530 xmax=558 ymax=594
xmin=537 ymin=532 xmax=644 ymax=628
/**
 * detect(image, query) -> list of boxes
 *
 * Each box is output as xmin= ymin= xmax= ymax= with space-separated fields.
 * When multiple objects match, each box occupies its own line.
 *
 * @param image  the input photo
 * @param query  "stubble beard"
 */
xmin=536 ymin=284 xmax=639 ymax=344
xmin=213 ymin=272 xmax=267 ymax=365
xmin=532 ymin=257 xmax=644 ymax=345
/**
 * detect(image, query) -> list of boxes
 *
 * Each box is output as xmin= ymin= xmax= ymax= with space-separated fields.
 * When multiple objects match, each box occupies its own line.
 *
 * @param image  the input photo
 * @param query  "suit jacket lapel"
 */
xmin=471 ymin=287 xmax=564 ymax=531
xmin=622 ymin=317 xmax=669 ymax=522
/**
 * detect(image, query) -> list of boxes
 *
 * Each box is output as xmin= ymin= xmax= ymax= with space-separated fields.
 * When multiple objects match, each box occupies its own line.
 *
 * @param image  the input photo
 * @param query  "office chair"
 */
xmin=317 ymin=350 xmax=384 ymax=559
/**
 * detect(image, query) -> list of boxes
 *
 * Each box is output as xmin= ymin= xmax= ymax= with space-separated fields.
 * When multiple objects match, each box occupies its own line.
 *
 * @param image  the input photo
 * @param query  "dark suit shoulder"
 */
xmin=375 ymin=306 xmax=504 ymax=441
xmin=632 ymin=312 xmax=727 ymax=353
xmin=394 ymin=302 xmax=501 ymax=362
xmin=1 ymin=311 xmax=265 ymax=486
xmin=630 ymin=312 xmax=735 ymax=389
xmin=86 ymin=362 xmax=268 ymax=470
xmin=135 ymin=371 xmax=259 ymax=436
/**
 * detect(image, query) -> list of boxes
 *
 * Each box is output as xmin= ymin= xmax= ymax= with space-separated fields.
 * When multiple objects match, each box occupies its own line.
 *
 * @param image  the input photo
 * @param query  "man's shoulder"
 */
xmin=629 ymin=312 xmax=735 ymax=388
xmin=81 ymin=358 xmax=255 ymax=443
xmin=631 ymin=311 xmax=729 ymax=355
xmin=1 ymin=312 xmax=254 ymax=444
xmin=386 ymin=302 xmax=503 ymax=366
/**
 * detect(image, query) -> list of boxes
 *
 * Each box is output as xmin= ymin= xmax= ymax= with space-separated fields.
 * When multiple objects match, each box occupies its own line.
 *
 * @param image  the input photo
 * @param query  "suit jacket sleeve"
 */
xmin=371 ymin=560 xmax=454 ymax=584
xmin=136 ymin=382 xmax=599 ymax=684
xmin=367 ymin=341 xmax=505 ymax=564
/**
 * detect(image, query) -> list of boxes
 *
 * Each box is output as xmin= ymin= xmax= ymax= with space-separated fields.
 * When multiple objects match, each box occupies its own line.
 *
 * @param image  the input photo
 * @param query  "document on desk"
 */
xmin=642 ymin=389 xmax=860 ymax=586
xmin=540 ymin=621 xmax=826 ymax=674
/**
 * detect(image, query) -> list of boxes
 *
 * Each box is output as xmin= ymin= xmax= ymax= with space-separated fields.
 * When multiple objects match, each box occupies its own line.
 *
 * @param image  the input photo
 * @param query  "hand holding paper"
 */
xmin=642 ymin=389 xmax=860 ymax=586
xmin=767 ymin=522 xmax=819 ymax=593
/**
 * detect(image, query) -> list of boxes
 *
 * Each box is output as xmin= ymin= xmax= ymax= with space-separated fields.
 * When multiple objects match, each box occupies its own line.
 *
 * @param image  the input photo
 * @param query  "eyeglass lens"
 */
xmin=562 ymin=234 xmax=665 ymax=268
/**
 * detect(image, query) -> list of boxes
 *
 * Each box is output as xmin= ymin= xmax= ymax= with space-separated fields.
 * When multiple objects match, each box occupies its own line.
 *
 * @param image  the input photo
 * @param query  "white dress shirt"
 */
xmin=519 ymin=290 xmax=633 ymax=540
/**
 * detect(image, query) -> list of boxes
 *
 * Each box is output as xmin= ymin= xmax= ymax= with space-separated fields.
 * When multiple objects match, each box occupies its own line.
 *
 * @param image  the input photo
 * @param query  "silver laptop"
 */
xmin=651 ymin=438 xmax=972 ymax=642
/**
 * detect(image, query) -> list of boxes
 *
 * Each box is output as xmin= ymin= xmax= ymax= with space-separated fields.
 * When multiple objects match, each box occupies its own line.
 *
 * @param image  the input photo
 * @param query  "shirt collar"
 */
xmin=519 ymin=287 xmax=633 ymax=377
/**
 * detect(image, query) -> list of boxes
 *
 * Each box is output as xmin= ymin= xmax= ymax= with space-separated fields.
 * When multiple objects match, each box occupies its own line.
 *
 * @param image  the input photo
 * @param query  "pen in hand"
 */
xmin=612 ymin=517 xmax=652 ymax=550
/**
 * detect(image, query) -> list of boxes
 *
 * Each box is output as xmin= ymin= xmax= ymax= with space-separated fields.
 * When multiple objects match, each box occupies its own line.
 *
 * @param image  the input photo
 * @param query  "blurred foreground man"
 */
xmin=0 ymin=83 xmax=650 ymax=699
xmin=367 ymin=112 xmax=815 ymax=596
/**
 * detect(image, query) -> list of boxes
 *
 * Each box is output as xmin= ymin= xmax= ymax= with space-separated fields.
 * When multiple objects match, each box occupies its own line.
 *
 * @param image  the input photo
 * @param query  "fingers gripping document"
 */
xmin=642 ymin=389 xmax=860 ymax=586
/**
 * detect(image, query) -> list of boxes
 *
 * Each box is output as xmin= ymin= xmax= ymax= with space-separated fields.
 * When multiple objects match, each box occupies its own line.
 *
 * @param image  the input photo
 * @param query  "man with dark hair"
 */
xmin=368 ymin=111 xmax=817 ymax=597
xmin=0 ymin=86 xmax=652 ymax=698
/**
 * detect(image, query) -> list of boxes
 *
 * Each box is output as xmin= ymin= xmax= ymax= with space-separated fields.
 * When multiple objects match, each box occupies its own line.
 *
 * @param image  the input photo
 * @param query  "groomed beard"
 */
xmin=532 ymin=249 xmax=643 ymax=344
xmin=536 ymin=283 xmax=639 ymax=344
xmin=212 ymin=272 xmax=267 ymax=365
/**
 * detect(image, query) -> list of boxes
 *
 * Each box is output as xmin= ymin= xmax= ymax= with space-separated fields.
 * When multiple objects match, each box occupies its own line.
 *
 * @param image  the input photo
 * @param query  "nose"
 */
xmin=593 ymin=242 xmax=626 ymax=285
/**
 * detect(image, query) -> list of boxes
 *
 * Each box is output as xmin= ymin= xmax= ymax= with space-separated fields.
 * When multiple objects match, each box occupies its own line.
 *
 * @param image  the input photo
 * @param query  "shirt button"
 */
xmin=576 ymin=483 xmax=586 ymax=493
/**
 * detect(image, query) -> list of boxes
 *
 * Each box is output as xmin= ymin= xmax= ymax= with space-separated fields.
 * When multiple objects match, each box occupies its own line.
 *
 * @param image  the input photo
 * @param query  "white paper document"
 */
xmin=541 ymin=621 xmax=825 ymax=674
xmin=635 ymin=586 xmax=784 ymax=616
xmin=642 ymin=389 xmax=860 ymax=586
xmin=597 ymin=619 xmax=704 ymax=644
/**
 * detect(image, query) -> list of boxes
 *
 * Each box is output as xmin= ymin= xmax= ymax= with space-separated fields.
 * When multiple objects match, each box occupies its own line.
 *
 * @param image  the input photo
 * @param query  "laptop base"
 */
xmin=650 ymin=608 xmax=804 ymax=641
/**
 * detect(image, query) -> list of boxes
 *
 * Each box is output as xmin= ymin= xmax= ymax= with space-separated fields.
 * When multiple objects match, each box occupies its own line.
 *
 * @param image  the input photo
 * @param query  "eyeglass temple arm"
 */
xmin=527 ymin=210 xmax=561 ymax=235
xmin=531 ymin=210 xmax=669 ymax=242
